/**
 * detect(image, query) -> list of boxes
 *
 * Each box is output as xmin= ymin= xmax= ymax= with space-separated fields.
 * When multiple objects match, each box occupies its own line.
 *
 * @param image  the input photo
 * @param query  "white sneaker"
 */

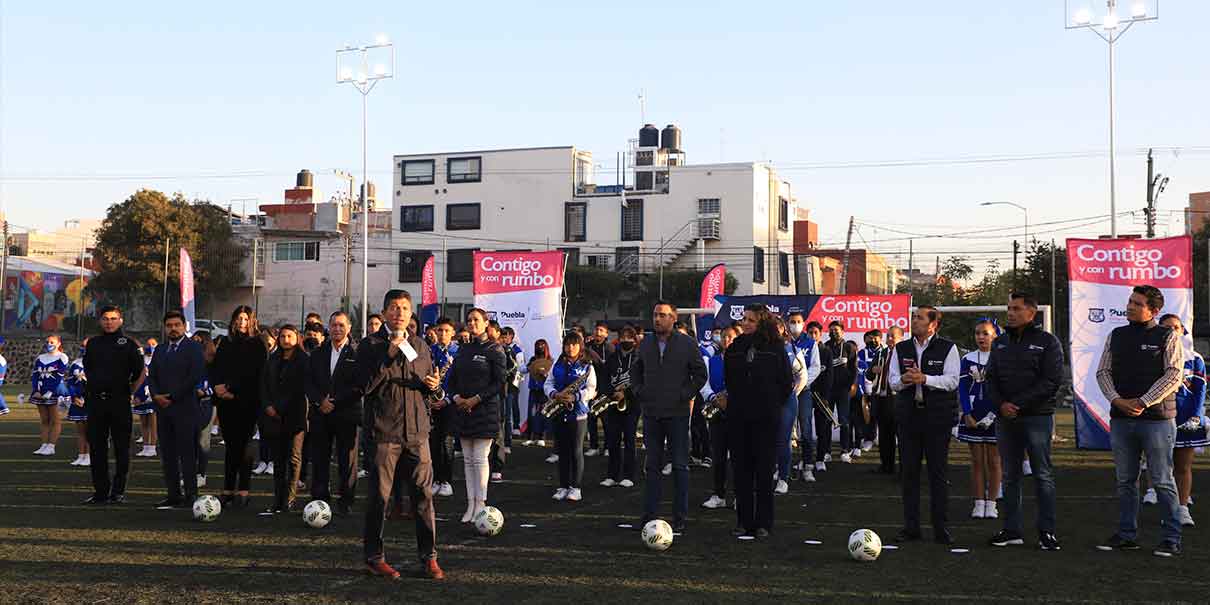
xmin=774 ymin=480 xmax=789 ymax=495
xmin=600 ymin=478 xmax=616 ymax=487
xmin=490 ymin=472 xmax=503 ymax=482
xmin=34 ymin=444 xmax=48 ymax=455
xmin=619 ymin=479 xmax=634 ymax=488
xmin=552 ymin=488 xmax=569 ymax=501
xmin=504 ymin=447 xmax=512 ymax=455
xmin=357 ymin=469 xmax=368 ymax=479
xmin=1022 ymin=459 xmax=1033 ymax=476
xmin=585 ymin=448 xmax=599 ymax=457
xmin=143 ymin=445 xmax=157 ymax=457
xmin=536 ymin=440 xmax=546 ymax=447
xmin=197 ymin=475 xmax=206 ymax=488
xmin=971 ymin=500 xmax=986 ymax=519
xmin=984 ymin=500 xmax=998 ymax=519
xmin=522 ymin=440 xmax=535 ymax=446
xmin=438 ymin=482 xmax=454 ymax=497
xmin=997 ymin=484 xmax=1004 ymax=499
xmin=253 ymin=462 xmax=268 ymax=475
xmin=545 ymin=454 xmax=559 ymax=464
xmin=702 ymin=495 xmax=727 ymax=509
xmin=1178 ymin=505 xmax=1195 ymax=527
xmin=512 ymin=429 xmax=521 ymax=436
xmin=802 ymin=469 xmax=816 ymax=483
xmin=815 ymin=462 xmax=827 ymax=472
xmin=840 ymin=453 xmax=853 ymax=463
xmin=566 ymin=488 xmax=582 ymax=502
xmin=69 ymin=455 xmax=83 ymax=466
xmin=81 ymin=454 xmax=91 ymax=466
xmin=211 ymin=425 xmax=220 ymax=436
xmin=824 ymin=453 xmax=832 ymax=463
xmin=253 ymin=430 xmax=260 ymax=440
xmin=662 ymin=463 xmax=672 ymax=476
xmin=44 ymin=444 xmax=55 ymax=456
xmin=1142 ymin=488 xmax=1158 ymax=505
xmin=861 ymin=440 xmax=874 ymax=452
xmin=851 ymin=448 xmax=862 ymax=458
xmin=135 ymin=436 xmax=144 ymax=444
xmin=264 ymin=462 xmax=274 ymax=476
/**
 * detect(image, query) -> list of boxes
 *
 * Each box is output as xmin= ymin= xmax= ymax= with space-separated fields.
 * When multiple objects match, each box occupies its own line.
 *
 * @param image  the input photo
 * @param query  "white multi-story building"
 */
xmin=389 ymin=124 xmax=803 ymax=318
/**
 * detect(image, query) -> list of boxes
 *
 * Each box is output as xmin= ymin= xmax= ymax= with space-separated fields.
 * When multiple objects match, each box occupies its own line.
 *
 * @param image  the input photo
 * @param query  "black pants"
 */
xmin=158 ymin=406 xmax=199 ymax=501
xmin=556 ymin=416 xmax=587 ymax=488
xmin=814 ymin=401 xmax=832 ymax=462
xmin=604 ymin=408 xmax=638 ymax=481
xmin=731 ymin=417 xmax=777 ymax=532
xmin=898 ymin=411 xmax=951 ymax=535
xmin=690 ymin=405 xmax=711 ymax=460
xmin=309 ymin=413 xmax=359 ymax=504
xmin=364 ymin=441 xmax=437 ymax=563
xmin=489 ymin=416 xmax=506 ymax=474
xmin=586 ymin=412 xmax=601 ymax=450
xmin=85 ymin=394 xmax=132 ymax=498
xmin=429 ymin=412 xmax=453 ymax=484
xmin=299 ymin=432 xmax=312 ymax=482
xmin=272 ymin=429 xmax=305 ymax=508
xmin=874 ymin=395 xmax=898 ymax=472
xmin=709 ymin=416 xmax=729 ymax=497
xmin=217 ymin=403 xmax=257 ymax=492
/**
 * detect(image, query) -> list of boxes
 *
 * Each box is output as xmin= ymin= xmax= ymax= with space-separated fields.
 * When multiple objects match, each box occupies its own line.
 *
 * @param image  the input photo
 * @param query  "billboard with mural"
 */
xmin=3 ymin=269 xmax=92 ymax=332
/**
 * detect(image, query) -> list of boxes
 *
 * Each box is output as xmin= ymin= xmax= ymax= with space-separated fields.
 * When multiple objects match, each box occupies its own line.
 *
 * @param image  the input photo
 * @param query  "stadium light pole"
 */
xmin=337 ymin=35 xmax=394 ymax=337
xmin=1065 ymin=1 xmax=1158 ymax=238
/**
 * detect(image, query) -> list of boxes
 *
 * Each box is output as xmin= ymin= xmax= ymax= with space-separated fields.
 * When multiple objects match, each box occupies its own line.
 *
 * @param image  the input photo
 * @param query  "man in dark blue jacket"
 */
xmin=985 ymin=292 xmax=1065 ymax=551
xmin=305 ymin=311 xmax=361 ymax=515
xmin=147 ymin=310 xmax=205 ymax=510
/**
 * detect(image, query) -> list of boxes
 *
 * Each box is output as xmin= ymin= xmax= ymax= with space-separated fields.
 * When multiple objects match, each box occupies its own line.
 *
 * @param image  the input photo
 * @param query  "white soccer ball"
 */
xmin=848 ymin=528 xmax=882 ymax=562
xmin=192 ymin=495 xmax=221 ymax=522
xmin=304 ymin=500 xmax=332 ymax=528
xmin=641 ymin=519 xmax=674 ymax=551
xmin=473 ymin=506 xmax=504 ymax=536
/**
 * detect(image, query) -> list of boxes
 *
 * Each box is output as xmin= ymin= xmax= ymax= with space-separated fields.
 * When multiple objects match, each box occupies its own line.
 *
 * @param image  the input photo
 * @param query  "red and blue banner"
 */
xmin=712 ymin=294 xmax=911 ymax=346
xmin=179 ymin=248 xmax=196 ymax=333
xmin=695 ymin=264 xmax=727 ymax=342
xmin=420 ymin=255 xmax=438 ymax=328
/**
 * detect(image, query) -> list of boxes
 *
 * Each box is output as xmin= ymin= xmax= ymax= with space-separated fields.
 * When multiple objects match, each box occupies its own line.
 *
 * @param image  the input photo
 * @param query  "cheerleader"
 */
xmin=194 ymin=335 xmax=218 ymax=489
xmin=31 ymin=334 xmax=70 ymax=456
xmin=445 ymin=308 xmax=506 ymax=522
xmin=132 ymin=339 xmax=158 ymax=457
xmin=1159 ymin=314 xmax=1205 ymax=527
xmin=959 ymin=319 xmax=1002 ymax=520
xmin=0 ymin=336 xmax=9 ymax=416
xmin=543 ymin=331 xmax=597 ymax=502
xmin=66 ymin=339 xmax=90 ymax=466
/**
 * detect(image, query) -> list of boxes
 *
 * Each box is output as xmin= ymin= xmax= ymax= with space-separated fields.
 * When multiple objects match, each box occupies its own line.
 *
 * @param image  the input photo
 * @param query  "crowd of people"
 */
xmin=0 ymin=284 xmax=1204 ymax=581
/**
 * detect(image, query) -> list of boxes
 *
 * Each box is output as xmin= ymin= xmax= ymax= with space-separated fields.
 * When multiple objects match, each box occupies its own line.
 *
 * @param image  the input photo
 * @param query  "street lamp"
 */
xmin=337 ymin=35 xmax=394 ymax=337
xmin=979 ymin=201 xmax=1028 ymax=245
xmin=1066 ymin=1 xmax=1159 ymax=238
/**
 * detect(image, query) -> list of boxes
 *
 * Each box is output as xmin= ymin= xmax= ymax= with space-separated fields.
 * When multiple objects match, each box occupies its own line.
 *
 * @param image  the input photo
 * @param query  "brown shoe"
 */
xmin=422 ymin=559 xmax=446 ymax=581
xmin=366 ymin=560 xmax=401 ymax=580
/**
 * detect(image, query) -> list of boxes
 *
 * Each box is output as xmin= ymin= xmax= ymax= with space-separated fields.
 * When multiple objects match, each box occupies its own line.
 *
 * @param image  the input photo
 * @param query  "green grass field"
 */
xmin=0 ymin=384 xmax=1206 ymax=604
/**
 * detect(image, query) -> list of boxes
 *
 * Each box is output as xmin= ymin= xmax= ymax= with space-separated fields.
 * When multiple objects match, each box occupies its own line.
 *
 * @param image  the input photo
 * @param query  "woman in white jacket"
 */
xmin=775 ymin=317 xmax=816 ymax=494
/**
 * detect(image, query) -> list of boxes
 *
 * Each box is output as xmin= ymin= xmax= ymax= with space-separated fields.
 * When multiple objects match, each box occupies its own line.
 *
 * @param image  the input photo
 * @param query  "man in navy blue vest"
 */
xmin=888 ymin=305 xmax=960 ymax=544
xmin=1095 ymin=285 xmax=1184 ymax=557
xmin=147 ymin=310 xmax=205 ymax=510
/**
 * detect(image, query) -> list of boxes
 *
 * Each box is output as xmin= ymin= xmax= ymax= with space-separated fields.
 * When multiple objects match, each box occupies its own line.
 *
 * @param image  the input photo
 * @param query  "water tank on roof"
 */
xmin=660 ymin=124 xmax=681 ymax=151
xmin=296 ymin=169 xmax=314 ymax=188
xmin=639 ymin=124 xmax=660 ymax=148
xmin=360 ymin=182 xmax=376 ymax=201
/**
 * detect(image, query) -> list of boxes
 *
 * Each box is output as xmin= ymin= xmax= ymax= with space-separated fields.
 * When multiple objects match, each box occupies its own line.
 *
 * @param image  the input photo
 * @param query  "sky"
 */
xmin=2 ymin=0 xmax=1208 ymax=275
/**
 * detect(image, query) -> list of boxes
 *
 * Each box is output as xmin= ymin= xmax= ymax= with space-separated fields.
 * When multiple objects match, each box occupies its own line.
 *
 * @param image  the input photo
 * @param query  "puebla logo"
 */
xmin=729 ymin=305 xmax=744 ymax=321
xmin=1088 ymin=308 xmax=1105 ymax=323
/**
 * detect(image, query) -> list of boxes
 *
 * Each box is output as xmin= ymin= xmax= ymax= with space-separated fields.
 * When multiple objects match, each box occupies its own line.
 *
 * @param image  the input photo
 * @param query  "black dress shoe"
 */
xmin=155 ymin=498 xmax=183 ymax=510
xmin=284 ymin=500 xmax=299 ymax=513
xmin=83 ymin=495 xmax=108 ymax=505
xmin=934 ymin=530 xmax=955 ymax=546
xmin=637 ymin=516 xmax=654 ymax=530
xmin=108 ymin=494 xmax=127 ymax=505
xmin=731 ymin=526 xmax=746 ymax=537
xmin=755 ymin=528 xmax=771 ymax=538
xmin=672 ymin=519 xmax=687 ymax=533
xmin=336 ymin=501 xmax=353 ymax=516
xmin=220 ymin=494 xmax=236 ymax=506
xmin=894 ymin=529 xmax=923 ymax=542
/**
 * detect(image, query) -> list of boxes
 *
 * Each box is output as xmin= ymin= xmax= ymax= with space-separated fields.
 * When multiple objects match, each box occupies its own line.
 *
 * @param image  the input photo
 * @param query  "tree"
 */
xmin=563 ymin=265 xmax=629 ymax=319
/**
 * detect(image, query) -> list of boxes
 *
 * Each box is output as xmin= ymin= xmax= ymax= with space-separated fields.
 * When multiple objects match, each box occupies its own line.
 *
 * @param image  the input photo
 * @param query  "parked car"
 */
xmin=193 ymin=318 xmax=229 ymax=338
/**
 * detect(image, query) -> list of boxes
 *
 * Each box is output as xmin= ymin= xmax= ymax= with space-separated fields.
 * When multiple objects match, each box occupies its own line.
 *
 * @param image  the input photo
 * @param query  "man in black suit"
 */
xmin=147 ymin=310 xmax=206 ymax=510
xmin=305 ymin=311 xmax=361 ymax=515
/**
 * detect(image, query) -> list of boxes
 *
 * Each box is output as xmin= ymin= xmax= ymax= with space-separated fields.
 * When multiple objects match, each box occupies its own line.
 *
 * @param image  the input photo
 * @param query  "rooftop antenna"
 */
xmin=638 ymin=89 xmax=646 ymax=124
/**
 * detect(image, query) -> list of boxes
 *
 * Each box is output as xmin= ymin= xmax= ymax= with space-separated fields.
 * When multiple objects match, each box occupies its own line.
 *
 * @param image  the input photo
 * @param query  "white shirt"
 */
xmin=888 ymin=334 xmax=960 ymax=402
xmin=329 ymin=340 xmax=348 ymax=376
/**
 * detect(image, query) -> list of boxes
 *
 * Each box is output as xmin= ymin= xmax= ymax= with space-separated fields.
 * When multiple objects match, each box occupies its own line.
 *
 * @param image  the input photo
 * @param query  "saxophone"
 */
xmin=702 ymin=391 xmax=727 ymax=420
xmin=541 ymin=366 xmax=591 ymax=418
xmin=588 ymin=374 xmax=631 ymax=415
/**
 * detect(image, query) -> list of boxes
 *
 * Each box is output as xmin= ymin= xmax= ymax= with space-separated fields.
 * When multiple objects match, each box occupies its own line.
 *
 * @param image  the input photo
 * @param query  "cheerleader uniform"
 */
xmin=957 ymin=350 xmax=997 ymax=444
xmin=132 ymin=357 xmax=156 ymax=416
xmin=1174 ymin=352 xmax=1209 ymax=449
xmin=31 ymin=351 xmax=71 ymax=406
xmin=543 ymin=356 xmax=596 ymax=496
xmin=0 ymin=351 xmax=9 ymax=415
xmin=65 ymin=357 xmax=88 ymax=422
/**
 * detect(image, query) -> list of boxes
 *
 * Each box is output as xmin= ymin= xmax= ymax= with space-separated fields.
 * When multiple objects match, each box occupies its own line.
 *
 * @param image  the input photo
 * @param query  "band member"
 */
xmin=958 ymin=320 xmax=1001 ymax=520
xmin=31 ymin=334 xmax=70 ymax=456
xmin=501 ymin=327 xmax=526 ymax=450
xmin=446 ymin=308 xmax=505 ymax=523
xmin=855 ymin=330 xmax=883 ymax=453
xmin=545 ymin=332 xmax=597 ymax=501
xmin=524 ymin=340 xmax=554 ymax=446
xmin=305 ymin=311 xmax=361 ymax=515
xmin=428 ymin=317 xmax=458 ymax=498
xmin=868 ymin=326 xmax=902 ymax=475
xmin=701 ymin=324 xmax=737 ymax=508
xmin=584 ymin=321 xmax=613 ymax=457
xmin=602 ymin=327 xmax=641 ymax=488
xmin=259 ymin=324 xmax=309 ymax=514
xmin=775 ymin=318 xmax=810 ymax=495
xmin=82 ymin=306 xmax=146 ymax=505
xmin=822 ymin=322 xmax=857 ymax=463
xmin=147 ymin=311 xmax=206 ymax=510
xmin=726 ymin=305 xmax=792 ymax=537
xmin=633 ymin=301 xmax=708 ymax=532
xmin=807 ymin=322 xmax=834 ymax=471
xmin=359 ymin=289 xmax=445 ymax=580
xmin=212 ymin=305 xmax=268 ymax=509
xmin=1159 ymin=314 xmax=1206 ymax=527
xmin=889 ymin=306 xmax=960 ymax=545
xmin=785 ymin=312 xmax=821 ymax=483
xmin=66 ymin=340 xmax=90 ymax=466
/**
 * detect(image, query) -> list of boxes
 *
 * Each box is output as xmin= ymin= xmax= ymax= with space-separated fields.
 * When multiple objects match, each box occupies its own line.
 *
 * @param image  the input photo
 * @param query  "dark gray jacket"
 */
xmin=628 ymin=332 xmax=708 ymax=419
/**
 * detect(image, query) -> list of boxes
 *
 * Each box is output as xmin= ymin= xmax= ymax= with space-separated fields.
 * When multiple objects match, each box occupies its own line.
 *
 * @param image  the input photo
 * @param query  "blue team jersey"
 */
xmin=1176 ymin=353 xmax=1207 ymax=425
xmin=66 ymin=358 xmax=87 ymax=399
xmin=958 ymin=351 xmax=994 ymax=420
xmin=134 ymin=358 xmax=153 ymax=403
xmin=31 ymin=352 xmax=70 ymax=403
xmin=707 ymin=353 xmax=726 ymax=396
xmin=0 ymin=353 xmax=7 ymax=386
xmin=548 ymin=358 xmax=593 ymax=419
xmin=856 ymin=347 xmax=879 ymax=395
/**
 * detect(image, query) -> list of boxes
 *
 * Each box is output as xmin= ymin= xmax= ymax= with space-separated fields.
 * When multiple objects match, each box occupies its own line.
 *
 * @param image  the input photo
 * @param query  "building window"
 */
xmin=273 ymin=241 xmax=319 ymax=262
xmin=698 ymin=198 xmax=721 ymax=215
xmin=753 ymin=246 xmax=765 ymax=283
xmin=400 ymin=205 xmax=434 ymax=232
xmin=621 ymin=199 xmax=643 ymax=241
xmin=779 ymin=252 xmax=791 ymax=286
xmin=616 ymin=247 xmax=640 ymax=273
xmin=564 ymin=202 xmax=586 ymax=242
xmin=586 ymin=254 xmax=612 ymax=270
xmin=558 ymin=247 xmax=580 ymax=266
xmin=447 ymin=157 xmax=482 ymax=184
xmin=446 ymin=203 xmax=481 ymax=230
xmin=398 ymin=251 xmax=431 ymax=283
xmin=447 ymin=248 xmax=477 ymax=282
xmin=778 ymin=197 xmax=789 ymax=232
xmin=401 ymin=160 xmax=435 ymax=186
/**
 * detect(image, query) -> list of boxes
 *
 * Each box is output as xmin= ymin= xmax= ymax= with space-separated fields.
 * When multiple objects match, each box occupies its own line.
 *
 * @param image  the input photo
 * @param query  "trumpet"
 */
xmin=702 ymin=392 xmax=726 ymax=421
xmin=813 ymin=392 xmax=839 ymax=426
xmin=541 ymin=369 xmax=591 ymax=418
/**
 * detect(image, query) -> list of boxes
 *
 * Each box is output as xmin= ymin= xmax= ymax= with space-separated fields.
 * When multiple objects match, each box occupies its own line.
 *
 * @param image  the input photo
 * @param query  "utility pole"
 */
xmin=1012 ymin=240 xmax=1021 ymax=289
xmin=162 ymin=238 xmax=171 ymax=319
xmin=78 ymin=239 xmax=85 ymax=341
xmin=907 ymin=239 xmax=914 ymax=299
xmin=1145 ymin=148 xmax=1156 ymax=238
xmin=251 ymin=238 xmax=260 ymax=315
xmin=0 ymin=220 xmax=8 ymax=337
xmin=839 ymin=216 xmax=855 ymax=295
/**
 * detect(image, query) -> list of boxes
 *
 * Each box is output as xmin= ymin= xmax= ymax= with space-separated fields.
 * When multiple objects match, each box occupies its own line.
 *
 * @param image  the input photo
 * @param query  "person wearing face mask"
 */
xmin=65 ymin=339 xmax=90 ymax=467
xmin=868 ymin=326 xmax=903 ymax=475
xmin=806 ymin=322 xmax=834 ymax=472
xmin=601 ymin=326 xmax=641 ymax=488
xmin=427 ymin=317 xmax=458 ymax=499
xmin=31 ymin=334 xmax=70 ymax=457
xmin=822 ymin=321 xmax=858 ymax=464
xmin=786 ymin=312 xmax=821 ymax=483
xmin=774 ymin=317 xmax=811 ymax=495
xmin=855 ymin=330 xmax=884 ymax=454
xmin=700 ymin=324 xmax=737 ymax=509
xmin=132 ymin=338 xmax=159 ymax=458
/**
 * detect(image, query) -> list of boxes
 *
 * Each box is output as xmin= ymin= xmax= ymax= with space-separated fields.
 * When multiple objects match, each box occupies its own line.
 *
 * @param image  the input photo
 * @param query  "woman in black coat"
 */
xmin=724 ymin=304 xmax=792 ymax=538
xmin=445 ymin=308 xmax=506 ymax=523
xmin=211 ymin=305 xmax=268 ymax=508
xmin=259 ymin=325 xmax=310 ymax=514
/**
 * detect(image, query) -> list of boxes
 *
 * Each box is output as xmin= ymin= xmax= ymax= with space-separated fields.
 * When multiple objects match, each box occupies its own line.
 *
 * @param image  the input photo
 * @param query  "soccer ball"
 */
xmin=192 ymin=495 xmax=221 ymax=522
xmin=473 ymin=506 xmax=504 ymax=536
xmin=641 ymin=519 xmax=674 ymax=551
xmin=848 ymin=528 xmax=882 ymax=562
xmin=303 ymin=500 xmax=332 ymax=528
